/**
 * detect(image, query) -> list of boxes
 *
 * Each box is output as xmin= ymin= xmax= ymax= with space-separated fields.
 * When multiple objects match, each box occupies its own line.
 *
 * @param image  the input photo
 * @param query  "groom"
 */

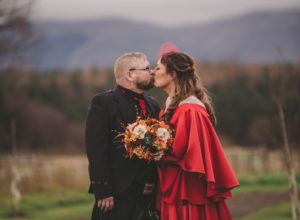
xmin=85 ymin=52 xmax=161 ymax=220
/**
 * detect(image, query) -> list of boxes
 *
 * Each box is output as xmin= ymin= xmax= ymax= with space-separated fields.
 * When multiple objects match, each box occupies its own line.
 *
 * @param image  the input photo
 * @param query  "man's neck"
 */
xmin=118 ymin=84 xmax=144 ymax=94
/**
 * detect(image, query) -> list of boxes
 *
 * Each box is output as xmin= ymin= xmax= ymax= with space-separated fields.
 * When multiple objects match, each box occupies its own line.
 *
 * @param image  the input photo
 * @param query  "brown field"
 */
xmin=1 ymin=147 xmax=300 ymax=196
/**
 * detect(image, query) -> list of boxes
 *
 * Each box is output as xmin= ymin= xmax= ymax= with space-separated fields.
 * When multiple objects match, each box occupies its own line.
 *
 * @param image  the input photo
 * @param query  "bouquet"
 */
xmin=119 ymin=117 xmax=174 ymax=161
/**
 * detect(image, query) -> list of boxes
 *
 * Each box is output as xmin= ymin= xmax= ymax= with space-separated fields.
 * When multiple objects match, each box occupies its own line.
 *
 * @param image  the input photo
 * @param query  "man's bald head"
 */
xmin=114 ymin=52 xmax=147 ymax=84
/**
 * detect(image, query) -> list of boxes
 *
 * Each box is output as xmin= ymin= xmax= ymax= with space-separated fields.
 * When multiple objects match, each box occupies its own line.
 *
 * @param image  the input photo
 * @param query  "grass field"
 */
xmin=237 ymin=202 xmax=300 ymax=220
xmin=0 ymin=172 xmax=299 ymax=220
xmin=232 ymin=172 xmax=300 ymax=194
xmin=0 ymin=191 xmax=94 ymax=220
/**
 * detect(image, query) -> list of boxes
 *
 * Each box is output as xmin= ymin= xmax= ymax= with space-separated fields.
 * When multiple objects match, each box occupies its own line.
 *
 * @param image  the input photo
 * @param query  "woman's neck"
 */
xmin=163 ymin=82 xmax=175 ymax=103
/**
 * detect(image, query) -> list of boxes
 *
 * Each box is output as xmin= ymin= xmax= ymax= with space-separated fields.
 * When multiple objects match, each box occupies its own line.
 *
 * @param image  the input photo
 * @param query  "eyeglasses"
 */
xmin=129 ymin=66 xmax=152 ymax=72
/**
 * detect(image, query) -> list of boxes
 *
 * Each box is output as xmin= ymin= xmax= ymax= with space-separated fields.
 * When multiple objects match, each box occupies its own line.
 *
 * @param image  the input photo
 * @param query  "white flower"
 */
xmin=153 ymin=154 xmax=164 ymax=161
xmin=156 ymin=128 xmax=170 ymax=142
xmin=128 ymin=122 xmax=137 ymax=131
xmin=133 ymin=124 xmax=147 ymax=139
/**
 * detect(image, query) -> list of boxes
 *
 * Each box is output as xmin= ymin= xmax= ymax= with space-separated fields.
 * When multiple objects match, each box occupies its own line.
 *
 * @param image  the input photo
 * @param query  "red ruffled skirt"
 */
xmin=160 ymin=200 xmax=232 ymax=220
xmin=156 ymin=104 xmax=239 ymax=220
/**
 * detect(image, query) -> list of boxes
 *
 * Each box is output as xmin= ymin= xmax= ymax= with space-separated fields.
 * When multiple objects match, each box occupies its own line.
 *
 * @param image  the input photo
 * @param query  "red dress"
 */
xmin=156 ymin=103 xmax=239 ymax=220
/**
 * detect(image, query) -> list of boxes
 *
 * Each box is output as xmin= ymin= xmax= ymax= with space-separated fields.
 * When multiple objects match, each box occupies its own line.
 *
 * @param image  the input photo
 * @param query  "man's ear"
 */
xmin=125 ymin=71 xmax=134 ymax=82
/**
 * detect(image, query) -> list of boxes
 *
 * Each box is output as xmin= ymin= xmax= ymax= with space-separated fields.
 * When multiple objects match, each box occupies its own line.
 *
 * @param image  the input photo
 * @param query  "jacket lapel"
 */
xmin=113 ymin=87 xmax=137 ymax=125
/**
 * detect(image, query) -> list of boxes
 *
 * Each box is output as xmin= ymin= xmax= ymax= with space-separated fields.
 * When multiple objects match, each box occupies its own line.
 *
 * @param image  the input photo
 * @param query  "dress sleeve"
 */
xmin=161 ymin=106 xmax=239 ymax=200
xmin=160 ymin=108 xmax=206 ymax=173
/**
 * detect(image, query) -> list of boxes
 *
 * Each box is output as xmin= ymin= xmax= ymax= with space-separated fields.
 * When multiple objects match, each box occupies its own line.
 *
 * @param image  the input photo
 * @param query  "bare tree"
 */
xmin=10 ymin=119 xmax=22 ymax=215
xmin=269 ymin=62 xmax=300 ymax=220
xmin=0 ymin=0 xmax=36 ymax=215
xmin=0 ymin=0 xmax=36 ymax=66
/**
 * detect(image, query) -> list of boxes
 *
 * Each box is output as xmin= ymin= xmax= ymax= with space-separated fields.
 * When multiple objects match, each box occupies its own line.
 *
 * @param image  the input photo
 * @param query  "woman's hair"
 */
xmin=160 ymin=52 xmax=217 ymax=125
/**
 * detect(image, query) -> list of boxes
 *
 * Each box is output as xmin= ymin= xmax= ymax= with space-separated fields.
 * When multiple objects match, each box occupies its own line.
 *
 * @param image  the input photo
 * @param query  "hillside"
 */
xmin=30 ymin=9 xmax=300 ymax=69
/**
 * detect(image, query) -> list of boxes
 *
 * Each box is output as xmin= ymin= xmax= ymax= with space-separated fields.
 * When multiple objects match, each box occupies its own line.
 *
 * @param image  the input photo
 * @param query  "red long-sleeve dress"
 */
xmin=156 ymin=103 xmax=239 ymax=220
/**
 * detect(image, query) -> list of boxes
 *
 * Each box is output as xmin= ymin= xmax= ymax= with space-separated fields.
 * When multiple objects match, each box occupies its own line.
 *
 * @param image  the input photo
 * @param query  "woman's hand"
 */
xmin=153 ymin=154 xmax=164 ymax=161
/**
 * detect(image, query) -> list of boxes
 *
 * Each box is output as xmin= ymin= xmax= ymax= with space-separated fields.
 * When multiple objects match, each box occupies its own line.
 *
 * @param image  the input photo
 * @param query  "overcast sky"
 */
xmin=32 ymin=0 xmax=300 ymax=27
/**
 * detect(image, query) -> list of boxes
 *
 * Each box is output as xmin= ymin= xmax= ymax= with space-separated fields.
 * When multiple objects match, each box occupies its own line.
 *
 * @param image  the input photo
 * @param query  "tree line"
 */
xmin=0 ymin=61 xmax=299 ymax=153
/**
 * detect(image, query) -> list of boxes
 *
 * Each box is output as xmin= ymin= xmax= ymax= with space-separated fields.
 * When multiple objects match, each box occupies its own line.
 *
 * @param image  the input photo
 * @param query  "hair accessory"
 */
xmin=158 ymin=42 xmax=179 ymax=58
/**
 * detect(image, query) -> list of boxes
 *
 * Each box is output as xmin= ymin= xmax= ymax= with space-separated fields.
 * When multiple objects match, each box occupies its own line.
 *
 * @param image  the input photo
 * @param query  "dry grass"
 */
xmin=1 ymin=148 xmax=300 ymax=197
xmin=0 ymin=154 xmax=89 ymax=199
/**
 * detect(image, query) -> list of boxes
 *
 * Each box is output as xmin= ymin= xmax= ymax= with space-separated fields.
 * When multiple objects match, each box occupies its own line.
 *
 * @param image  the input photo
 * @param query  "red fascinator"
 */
xmin=158 ymin=42 xmax=179 ymax=59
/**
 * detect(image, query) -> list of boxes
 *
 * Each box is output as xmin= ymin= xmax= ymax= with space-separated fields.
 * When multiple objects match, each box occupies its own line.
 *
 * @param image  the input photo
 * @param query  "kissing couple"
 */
xmin=85 ymin=46 xmax=239 ymax=220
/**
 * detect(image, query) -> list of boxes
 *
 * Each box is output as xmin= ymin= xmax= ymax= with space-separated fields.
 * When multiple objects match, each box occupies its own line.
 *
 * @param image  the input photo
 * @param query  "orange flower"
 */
xmin=120 ymin=116 xmax=174 ymax=161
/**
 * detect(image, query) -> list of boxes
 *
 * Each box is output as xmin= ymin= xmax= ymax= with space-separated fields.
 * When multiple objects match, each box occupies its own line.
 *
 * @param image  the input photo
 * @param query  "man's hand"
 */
xmin=97 ymin=196 xmax=114 ymax=212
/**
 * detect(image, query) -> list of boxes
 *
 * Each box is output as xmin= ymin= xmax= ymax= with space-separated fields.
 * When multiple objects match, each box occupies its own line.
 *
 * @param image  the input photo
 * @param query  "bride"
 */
xmin=153 ymin=51 xmax=239 ymax=220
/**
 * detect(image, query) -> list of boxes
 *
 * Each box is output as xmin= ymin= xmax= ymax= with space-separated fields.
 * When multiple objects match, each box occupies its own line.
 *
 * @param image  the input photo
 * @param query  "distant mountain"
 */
xmin=31 ymin=9 xmax=300 ymax=69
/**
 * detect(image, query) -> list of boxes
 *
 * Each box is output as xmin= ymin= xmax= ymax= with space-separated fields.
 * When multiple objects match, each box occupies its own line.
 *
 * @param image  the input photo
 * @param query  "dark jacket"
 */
xmin=85 ymin=86 xmax=161 ymax=200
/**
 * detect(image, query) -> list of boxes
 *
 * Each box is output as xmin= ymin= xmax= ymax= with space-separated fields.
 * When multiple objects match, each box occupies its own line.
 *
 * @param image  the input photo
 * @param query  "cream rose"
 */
xmin=128 ymin=122 xmax=137 ymax=131
xmin=133 ymin=124 xmax=147 ymax=139
xmin=156 ymin=128 xmax=170 ymax=142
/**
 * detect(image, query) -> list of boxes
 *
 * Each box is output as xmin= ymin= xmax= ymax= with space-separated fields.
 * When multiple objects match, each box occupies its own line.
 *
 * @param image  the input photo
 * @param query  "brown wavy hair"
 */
xmin=160 ymin=52 xmax=217 ymax=125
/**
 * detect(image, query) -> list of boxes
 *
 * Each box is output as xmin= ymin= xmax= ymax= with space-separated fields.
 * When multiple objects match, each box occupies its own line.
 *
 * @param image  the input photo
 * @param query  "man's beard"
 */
xmin=136 ymin=78 xmax=154 ymax=91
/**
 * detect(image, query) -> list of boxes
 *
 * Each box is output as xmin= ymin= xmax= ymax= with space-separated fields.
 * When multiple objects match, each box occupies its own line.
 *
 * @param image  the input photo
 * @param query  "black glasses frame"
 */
xmin=129 ymin=66 xmax=152 ymax=72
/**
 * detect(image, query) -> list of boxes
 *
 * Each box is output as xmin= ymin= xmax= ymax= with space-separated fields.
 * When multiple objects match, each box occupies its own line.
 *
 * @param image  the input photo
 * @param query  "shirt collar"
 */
xmin=118 ymin=85 xmax=144 ymax=99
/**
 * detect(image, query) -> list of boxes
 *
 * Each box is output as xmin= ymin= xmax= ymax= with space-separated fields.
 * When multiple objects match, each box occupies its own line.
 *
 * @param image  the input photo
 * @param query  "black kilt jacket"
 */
xmin=85 ymin=86 xmax=161 ymax=200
